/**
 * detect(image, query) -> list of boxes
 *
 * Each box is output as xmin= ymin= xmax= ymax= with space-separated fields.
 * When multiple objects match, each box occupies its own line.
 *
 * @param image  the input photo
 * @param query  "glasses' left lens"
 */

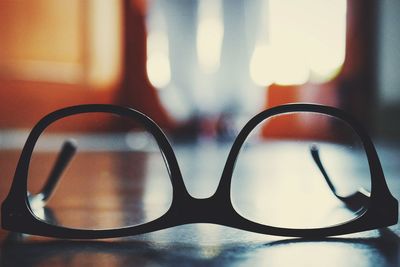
xmin=231 ymin=111 xmax=371 ymax=229
xmin=27 ymin=111 xmax=173 ymax=230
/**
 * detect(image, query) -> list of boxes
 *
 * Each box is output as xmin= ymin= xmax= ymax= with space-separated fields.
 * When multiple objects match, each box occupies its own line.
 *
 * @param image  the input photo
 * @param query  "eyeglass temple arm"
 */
xmin=310 ymin=144 xmax=370 ymax=211
xmin=30 ymin=139 xmax=77 ymax=205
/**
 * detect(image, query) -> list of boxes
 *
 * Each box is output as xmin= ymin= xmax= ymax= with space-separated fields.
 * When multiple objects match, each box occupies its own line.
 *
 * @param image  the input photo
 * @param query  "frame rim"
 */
xmin=1 ymin=103 xmax=398 ymax=239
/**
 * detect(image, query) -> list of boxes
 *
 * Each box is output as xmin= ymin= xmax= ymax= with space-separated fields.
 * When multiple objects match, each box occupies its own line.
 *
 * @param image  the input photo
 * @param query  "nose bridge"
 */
xmin=172 ymin=143 xmax=232 ymax=199
xmin=172 ymin=192 xmax=231 ymax=224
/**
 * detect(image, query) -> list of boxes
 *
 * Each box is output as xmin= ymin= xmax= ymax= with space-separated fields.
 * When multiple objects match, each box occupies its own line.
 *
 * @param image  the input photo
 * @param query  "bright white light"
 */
xmin=305 ymin=0 xmax=347 ymax=83
xmin=250 ymin=44 xmax=309 ymax=86
xmin=197 ymin=19 xmax=224 ymax=73
xmin=249 ymin=45 xmax=274 ymax=87
xmin=147 ymin=51 xmax=171 ymax=88
xmin=197 ymin=0 xmax=224 ymax=74
xmin=250 ymin=0 xmax=347 ymax=86
xmin=272 ymin=47 xmax=310 ymax=86
xmin=146 ymin=32 xmax=171 ymax=88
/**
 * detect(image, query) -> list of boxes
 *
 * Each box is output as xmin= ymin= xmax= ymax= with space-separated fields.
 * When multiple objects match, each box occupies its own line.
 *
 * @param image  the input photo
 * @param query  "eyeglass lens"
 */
xmin=27 ymin=112 xmax=173 ymax=230
xmin=231 ymin=112 xmax=371 ymax=229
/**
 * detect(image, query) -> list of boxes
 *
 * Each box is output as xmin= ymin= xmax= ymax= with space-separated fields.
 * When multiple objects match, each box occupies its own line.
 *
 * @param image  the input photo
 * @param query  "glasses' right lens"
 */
xmin=27 ymin=112 xmax=173 ymax=230
xmin=231 ymin=111 xmax=371 ymax=229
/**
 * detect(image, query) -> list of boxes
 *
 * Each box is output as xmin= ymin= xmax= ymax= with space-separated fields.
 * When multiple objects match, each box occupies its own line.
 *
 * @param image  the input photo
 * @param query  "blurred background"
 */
xmin=0 ymin=0 xmax=398 ymax=140
xmin=0 ymin=2 xmax=399 ymax=265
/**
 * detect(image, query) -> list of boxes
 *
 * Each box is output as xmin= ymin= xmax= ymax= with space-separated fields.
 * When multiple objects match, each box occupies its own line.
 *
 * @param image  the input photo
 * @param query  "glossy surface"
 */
xmin=0 ymin=140 xmax=399 ymax=266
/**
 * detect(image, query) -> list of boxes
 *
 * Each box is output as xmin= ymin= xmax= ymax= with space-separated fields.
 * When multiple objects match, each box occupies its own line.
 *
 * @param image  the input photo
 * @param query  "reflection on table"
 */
xmin=0 ymin=136 xmax=398 ymax=267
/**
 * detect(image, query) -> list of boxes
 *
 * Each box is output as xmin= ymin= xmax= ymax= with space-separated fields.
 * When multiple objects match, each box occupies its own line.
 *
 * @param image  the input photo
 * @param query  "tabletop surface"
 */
xmin=0 ymin=138 xmax=398 ymax=267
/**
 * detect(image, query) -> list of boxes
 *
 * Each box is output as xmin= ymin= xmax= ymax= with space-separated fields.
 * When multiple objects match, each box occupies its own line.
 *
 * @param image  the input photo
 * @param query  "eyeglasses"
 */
xmin=1 ymin=103 xmax=398 ymax=239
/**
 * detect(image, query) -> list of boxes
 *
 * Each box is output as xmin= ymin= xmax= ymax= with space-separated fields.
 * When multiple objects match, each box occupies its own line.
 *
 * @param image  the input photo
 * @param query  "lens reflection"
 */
xmin=27 ymin=112 xmax=173 ymax=230
xmin=231 ymin=112 xmax=371 ymax=229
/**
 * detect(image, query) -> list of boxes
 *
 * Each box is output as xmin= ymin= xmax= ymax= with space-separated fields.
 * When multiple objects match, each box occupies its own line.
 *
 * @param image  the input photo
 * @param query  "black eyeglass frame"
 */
xmin=2 ymin=103 xmax=398 ymax=239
